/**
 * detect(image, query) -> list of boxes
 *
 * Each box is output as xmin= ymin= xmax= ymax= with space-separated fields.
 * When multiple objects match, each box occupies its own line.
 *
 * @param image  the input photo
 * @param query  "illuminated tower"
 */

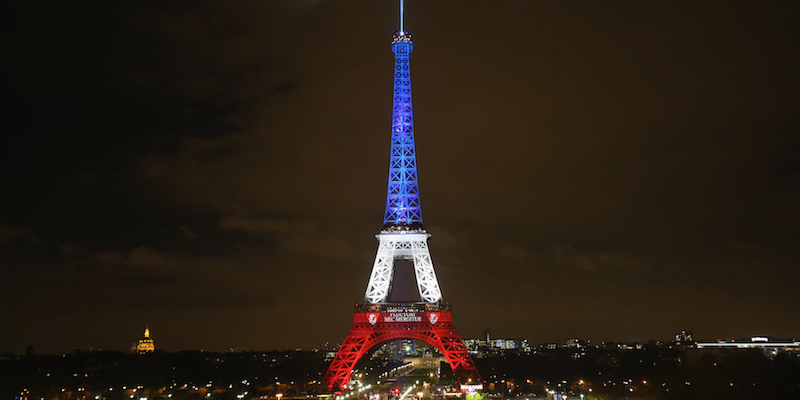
xmin=135 ymin=325 xmax=155 ymax=354
xmin=323 ymin=1 xmax=481 ymax=391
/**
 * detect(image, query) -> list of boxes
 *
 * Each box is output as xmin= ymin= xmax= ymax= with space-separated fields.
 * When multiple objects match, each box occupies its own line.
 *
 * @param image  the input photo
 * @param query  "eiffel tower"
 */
xmin=323 ymin=1 xmax=481 ymax=392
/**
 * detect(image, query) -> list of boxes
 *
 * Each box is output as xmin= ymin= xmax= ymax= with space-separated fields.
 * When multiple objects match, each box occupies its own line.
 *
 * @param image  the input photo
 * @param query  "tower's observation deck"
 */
xmin=355 ymin=301 xmax=451 ymax=314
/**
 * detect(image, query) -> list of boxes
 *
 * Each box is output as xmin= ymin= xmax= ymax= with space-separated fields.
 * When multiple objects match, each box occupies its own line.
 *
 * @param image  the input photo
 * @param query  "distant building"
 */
xmin=673 ymin=330 xmax=694 ymax=346
xmin=370 ymin=339 xmax=438 ymax=360
xmin=133 ymin=325 xmax=155 ymax=354
xmin=464 ymin=337 xmax=530 ymax=357
xmin=695 ymin=336 xmax=800 ymax=358
xmin=403 ymin=353 xmax=446 ymax=368
xmin=566 ymin=338 xmax=589 ymax=348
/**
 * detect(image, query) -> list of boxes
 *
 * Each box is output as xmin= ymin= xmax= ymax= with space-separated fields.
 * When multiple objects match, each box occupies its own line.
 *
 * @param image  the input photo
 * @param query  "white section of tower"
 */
xmin=364 ymin=231 xmax=443 ymax=303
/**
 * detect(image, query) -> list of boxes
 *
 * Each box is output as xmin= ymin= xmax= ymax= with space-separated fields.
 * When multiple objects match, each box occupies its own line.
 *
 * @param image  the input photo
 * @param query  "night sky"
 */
xmin=4 ymin=0 xmax=799 ymax=354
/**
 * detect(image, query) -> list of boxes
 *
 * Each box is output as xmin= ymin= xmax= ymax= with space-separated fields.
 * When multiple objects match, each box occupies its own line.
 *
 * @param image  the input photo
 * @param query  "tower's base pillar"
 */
xmin=324 ymin=303 xmax=481 ymax=392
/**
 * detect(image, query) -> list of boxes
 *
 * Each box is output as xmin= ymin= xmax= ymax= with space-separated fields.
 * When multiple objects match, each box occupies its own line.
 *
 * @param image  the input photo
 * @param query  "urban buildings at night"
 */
xmin=3 ymin=330 xmax=799 ymax=400
xmin=462 ymin=338 xmax=532 ymax=357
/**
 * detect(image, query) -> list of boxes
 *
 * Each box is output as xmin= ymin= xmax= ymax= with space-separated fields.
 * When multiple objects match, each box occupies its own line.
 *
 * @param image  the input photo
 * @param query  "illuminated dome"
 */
xmin=134 ymin=325 xmax=155 ymax=354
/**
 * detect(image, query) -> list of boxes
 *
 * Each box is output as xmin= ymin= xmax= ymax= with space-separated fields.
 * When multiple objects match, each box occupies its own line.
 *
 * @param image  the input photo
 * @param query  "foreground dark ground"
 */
xmin=2 ymin=346 xmax=798 ymax=400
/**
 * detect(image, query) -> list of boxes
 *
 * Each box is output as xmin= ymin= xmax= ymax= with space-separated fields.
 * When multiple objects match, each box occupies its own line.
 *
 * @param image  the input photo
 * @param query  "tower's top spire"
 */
xmin=392 ymin=0 xmax=412 ymax=44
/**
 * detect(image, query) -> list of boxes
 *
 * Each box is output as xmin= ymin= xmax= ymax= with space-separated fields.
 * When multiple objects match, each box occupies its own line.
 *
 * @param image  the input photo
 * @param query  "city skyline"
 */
xmin=17 ymin=323 xmax=800 ymax=355
xmin=4 ymin=0 xmax=800 ymax=354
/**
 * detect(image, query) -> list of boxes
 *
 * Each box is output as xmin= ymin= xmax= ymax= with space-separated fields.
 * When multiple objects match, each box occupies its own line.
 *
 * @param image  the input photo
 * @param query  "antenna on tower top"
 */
xmin=400 ymin=0 xmax=405 ymax=33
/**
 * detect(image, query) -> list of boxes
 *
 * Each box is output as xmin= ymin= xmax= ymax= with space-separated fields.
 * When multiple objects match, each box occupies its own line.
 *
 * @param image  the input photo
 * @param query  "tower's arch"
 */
xmin=324 ymin=304 xmax=481 ymax=391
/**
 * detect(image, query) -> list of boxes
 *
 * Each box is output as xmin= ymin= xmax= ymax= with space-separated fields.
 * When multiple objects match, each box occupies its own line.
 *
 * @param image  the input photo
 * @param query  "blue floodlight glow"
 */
xmin=383 ymin=25 xmax=422 ymax=228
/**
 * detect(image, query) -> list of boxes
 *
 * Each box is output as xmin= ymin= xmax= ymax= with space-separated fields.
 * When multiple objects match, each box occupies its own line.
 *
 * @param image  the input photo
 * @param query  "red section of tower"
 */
xmin=324 ymin=303 xmax=481 ymax=391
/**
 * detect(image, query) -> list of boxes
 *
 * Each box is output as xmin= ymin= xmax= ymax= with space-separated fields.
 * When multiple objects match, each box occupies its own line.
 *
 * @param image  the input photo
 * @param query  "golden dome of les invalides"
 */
xmin=132 ymin=325 xmax=155 ymax=354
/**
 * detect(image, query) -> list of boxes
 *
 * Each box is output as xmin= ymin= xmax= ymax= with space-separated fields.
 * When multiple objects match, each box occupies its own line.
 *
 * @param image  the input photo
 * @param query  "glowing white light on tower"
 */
xmin=400 ymin=0 xmax=404 ymax=33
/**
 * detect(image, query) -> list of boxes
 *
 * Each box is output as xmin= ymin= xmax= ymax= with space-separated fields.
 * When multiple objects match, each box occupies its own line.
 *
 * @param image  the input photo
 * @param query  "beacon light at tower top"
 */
xmin=395 ymin=1 xmax=409 ymax=39
xmin=393 ymin=0 xmax=411 ymax=43
xmin=392 ymin=31 xmax=412 ymax=42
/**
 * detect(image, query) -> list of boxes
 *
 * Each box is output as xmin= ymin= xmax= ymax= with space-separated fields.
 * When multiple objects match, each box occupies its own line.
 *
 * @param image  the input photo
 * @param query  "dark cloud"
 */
xmin=0 ymin=224 xmax=36 ymax=244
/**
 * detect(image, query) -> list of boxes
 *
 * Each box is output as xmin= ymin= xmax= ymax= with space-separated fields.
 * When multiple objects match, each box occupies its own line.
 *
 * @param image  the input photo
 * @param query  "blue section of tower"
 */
xmin=383 ymin=31 xmax=422 ymax=228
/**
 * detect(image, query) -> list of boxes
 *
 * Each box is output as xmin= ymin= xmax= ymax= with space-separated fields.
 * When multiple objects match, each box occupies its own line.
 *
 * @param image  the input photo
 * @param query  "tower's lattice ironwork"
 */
xmin=383 ymin=31 xmax=421 ymax=228
xmin=323 ymin=1 xmax=481 ymax=392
